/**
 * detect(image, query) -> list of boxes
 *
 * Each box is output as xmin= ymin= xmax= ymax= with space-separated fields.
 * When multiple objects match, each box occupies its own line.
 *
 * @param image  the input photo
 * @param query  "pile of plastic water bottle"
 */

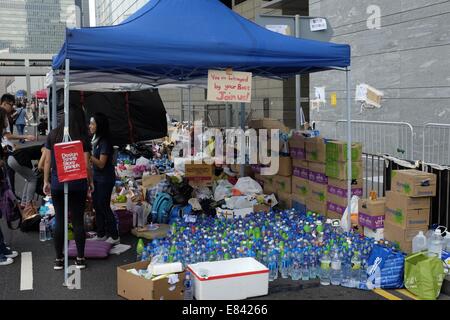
xmin=144 ymin=209 xmax=381 ymax=290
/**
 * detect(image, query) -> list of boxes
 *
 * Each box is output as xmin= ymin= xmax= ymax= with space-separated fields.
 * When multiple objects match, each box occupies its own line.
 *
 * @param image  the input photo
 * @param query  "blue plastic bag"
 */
xmin=366 ymin=244 xmax=406 ymax=289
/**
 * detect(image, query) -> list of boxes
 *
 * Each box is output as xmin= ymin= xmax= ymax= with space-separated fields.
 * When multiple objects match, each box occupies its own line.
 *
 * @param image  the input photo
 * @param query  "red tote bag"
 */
xmin=54 ymin=140 xmax=88 ymax=183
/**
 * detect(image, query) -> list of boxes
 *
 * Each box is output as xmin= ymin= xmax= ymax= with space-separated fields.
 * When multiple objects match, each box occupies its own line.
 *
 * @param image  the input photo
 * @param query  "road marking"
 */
xmin=396 ymin=289 xmax=419 ymax=300
xmin=20 ymin=252 xmax=33 ymax=291
xmin=373 ymin=288 xmax=402 ymax=300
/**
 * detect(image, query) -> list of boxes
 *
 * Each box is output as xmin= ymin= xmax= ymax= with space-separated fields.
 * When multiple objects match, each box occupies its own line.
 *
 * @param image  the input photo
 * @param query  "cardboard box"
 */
xmin=386 ymin=191 xmax=431 ymax=210
xmin=292 ymin=159 xmax=309 ymax=179
xmin=289 ymin=133 xmax=307 ymax=160
xmin=358 ymin=212 xmax=385 ymax=229
xmin=308 ymin=181 xmax=327 ymax=204
xmin=308 ymin=162 xmax=328 ymax=185
xmin=185 ymin=163 xmax=214 ymax=178
xmin=305 ymin=137 xmax=327 ymax=163
xmin=383 ymin=221 xmax=428 ymax=254
xmin=326 ymin=161 xmax=363 ymax=180
xmin=358 ymin=198 xmax=386 ymax=217
xmin=230 ymin=164 xmax=254 ymax=177
xmin=326 ymin=140 xmax=362 ymax=162
xmin=216 ymin=207 xmax=253 ymax=219
xmin=117 ymin=261 xmax=185 ymax=300
xmin=277 ymin=192 xmax=292 ymax=209
xmin=307 ymin=198 xmax=327 ymax=215
xmin=326 ymin=201 xmax=346 ymax=217
xmin=327 ymin=210 xmax=343 ymax=220
xmin=291 ymin=176 xmax=309 ymax=202
xmin=391 ymin=170 xmax=437 ymax=197
xmin=276 ymin=156 xmax=293 ymax=177
xmin=273 ymin=175 xmax=292 ymax=194
xmin=254 ymin=173 xmax=264 ymax=188
xmin=253 ymin=204 xmax=271 ymax=213
xmin=142 ymin=174 xmax=166 ymax=188
xmin=385 ymin=206 xmax=430 ymax=229
xmin=291 ymin=194 xmax=307 ymax=214
xmin=249 ymin=118 xmax=289 ymax=133
xmin=327 ymin=178 xmax=364 ymax=207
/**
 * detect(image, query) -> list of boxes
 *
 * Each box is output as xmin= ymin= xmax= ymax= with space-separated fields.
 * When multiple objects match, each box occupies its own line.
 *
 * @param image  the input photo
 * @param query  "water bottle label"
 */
xmin=321 ymin=261 xmax=331 ymax=270
xmin=331 ymin=261 xmax=341 ymax=270
xmin=352 ymin=262 xmax=361 ymax=270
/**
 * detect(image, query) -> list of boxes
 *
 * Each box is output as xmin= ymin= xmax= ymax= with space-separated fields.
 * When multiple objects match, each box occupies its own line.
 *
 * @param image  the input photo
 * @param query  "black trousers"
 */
xmin=51 ymin=189 xmax=87 ymax=259
xmin=92 ymin=179 xmax=118 ymax=239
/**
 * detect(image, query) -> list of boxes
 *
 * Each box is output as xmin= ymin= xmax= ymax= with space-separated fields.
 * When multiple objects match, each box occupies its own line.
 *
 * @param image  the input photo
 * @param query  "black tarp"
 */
xmin=52 ymin=89 xmax=168 ymax=147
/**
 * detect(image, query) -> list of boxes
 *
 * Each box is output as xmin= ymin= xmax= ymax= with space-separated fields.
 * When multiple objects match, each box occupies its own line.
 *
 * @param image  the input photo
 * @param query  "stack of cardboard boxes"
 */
xmin=305 ymin=137 xmax=328 ymax=215
xmin=383 ymin=170 xmax=436 ymax=253
xmin=358 ymin=197 xmax=386 ymax=240
xmin=250 ymin=119 xmax=292 ymax=209
xmin=326 ymin=141 xmax=363 ymax=221
xmin=290 ymin=132 xmax=309 ymax=213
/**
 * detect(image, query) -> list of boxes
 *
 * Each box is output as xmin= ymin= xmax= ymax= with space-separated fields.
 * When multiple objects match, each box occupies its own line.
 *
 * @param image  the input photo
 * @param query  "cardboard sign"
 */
xmin=207 ymin=70 xmax=252 ymax=103
xmin=54 ymin=140 xmax=87 ymax=183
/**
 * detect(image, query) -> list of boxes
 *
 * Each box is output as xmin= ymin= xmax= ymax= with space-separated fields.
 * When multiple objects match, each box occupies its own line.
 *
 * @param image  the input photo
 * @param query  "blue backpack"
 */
xmin=150 ymin=193 xmax=173 ymax=224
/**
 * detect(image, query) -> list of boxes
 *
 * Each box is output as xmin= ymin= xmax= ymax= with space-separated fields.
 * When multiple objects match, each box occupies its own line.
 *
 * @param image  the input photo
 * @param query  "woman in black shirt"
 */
xmin=88 ymin=113 xmax=119 ymax=245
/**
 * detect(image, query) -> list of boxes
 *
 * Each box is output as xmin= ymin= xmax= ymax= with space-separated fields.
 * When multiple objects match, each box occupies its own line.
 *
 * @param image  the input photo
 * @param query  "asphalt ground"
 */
xmin=0 ymin=129 xmax=448 ymax=301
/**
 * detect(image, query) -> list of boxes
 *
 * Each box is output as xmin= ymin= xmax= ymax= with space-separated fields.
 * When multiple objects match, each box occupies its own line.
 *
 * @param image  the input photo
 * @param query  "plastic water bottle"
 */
xmin=428 ymin=229 xmax=443 ymax=258
xmin=319 ymin=251 xmax=331 ymax=286
xmin=184 ymin=271 xmax=194 ymax=300
xmin=280 ymin=251 xmax=290 ymax=279
xmin=341 ymin=262 xmax=352 ymax=287
xmin=136 ymin=238 xmax=145 ymax=261
xmin=330 ymin=250 xmax=342 ymax=286
xmin=39 ymin=219 xmax=46 ymax=242
xmin=268 ymin=254 xmax=278 ymax=281
xmin=45 ymin=217 xmax=52 ymax=240
xmin=301 ymin=259 xmax=310 ymax=281
xmin=412 ymin=231 xmax=427 ymax=253
xmin=290 ymin=253 xmax=301 ymax=281
xmin=351 ymin=251 xmax=361 ymax=288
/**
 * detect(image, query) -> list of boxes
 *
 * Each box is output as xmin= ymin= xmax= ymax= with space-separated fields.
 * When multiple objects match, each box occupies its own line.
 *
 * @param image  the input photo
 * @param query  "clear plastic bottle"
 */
xmin=280 ymin=251 xmax=290 ymax=279
xmin=268 ymin=253 xmax=278 ymax=282
xmin=412 ymin=231 xmax=427 ymax=253
xmin=351 ymin=251 xmax=361 ymax=288
xmin=45 ymin=217 xmax=52 ymax=240
xmin=184 ymin=271 xmax=194 ymax=300
xmin=428 ymin=229 xmax=443 ymax=259
xmin=330 ymin=250 xmax=342 ymax=286
xmin=341 ymin=262 xmax=352 ymax=287
xmin=319 ymin=251 xmax=331 ymax=286
xmin=39 ymin=218 xmax=46 ymax=242
xmin=290 ymin=254 xmax=301 ymax=281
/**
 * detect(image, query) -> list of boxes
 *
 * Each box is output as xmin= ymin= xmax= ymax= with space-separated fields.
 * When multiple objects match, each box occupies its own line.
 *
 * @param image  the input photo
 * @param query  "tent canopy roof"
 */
xmin=52 ymin=0 xmax=350 ymax=87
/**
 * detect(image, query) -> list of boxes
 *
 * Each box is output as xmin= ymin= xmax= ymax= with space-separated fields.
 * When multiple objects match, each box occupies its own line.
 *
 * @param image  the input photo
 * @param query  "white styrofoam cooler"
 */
xmin=187 ymin=257 xmax=269 ymax=300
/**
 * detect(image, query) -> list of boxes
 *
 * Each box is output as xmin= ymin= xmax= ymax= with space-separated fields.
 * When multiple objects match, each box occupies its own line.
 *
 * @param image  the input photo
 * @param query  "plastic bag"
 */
xmin=135 ymin=156 xmax=150 ymax=167
xmin=366 ymin=244 xmax=405 ymax=289
xmin=232 ymin=177 xmax=263 ymax=196
xmin=404 ymin=252 xmax=446 ymax=300
xmin=225 ymin=196 xmax=254 ymax=209
xmin=341 ymin=195 xmax=359 ymax=232
xmin=214 ymin=179 xmax=233 ymax=201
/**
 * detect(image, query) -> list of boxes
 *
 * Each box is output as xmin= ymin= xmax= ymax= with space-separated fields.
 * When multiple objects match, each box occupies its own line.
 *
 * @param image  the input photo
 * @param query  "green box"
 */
xmin=326 ymin=140 xmax=362 ymax=162
xmin=326 ymin=161 xmax=363 ymax=180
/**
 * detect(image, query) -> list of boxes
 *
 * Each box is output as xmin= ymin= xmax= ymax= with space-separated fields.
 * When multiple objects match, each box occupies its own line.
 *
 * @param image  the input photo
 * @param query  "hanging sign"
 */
xmin=207 ymin=70 xmax=252 ymax=103
xmin=310 ymin=18 xmax=327 ymax=32
xmin=54 ymin=140 xmax=87 ymax=183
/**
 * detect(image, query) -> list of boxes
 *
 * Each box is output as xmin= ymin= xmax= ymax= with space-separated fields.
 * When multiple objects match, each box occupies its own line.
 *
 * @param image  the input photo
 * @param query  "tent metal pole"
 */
xmin=295 ymin=14 xmax=301 ymax=131
xmin=46 ymin=87 xmax=51 ymax=134
xmin=52 ymin=73 xmax=57 ymax=129
xmin=180 ymin=88 xmax=184 ymax=122
xmin=188 ymin=86 xmax=191 ymax=128
xmin=240 ymin=102 xmax=245 ymax=177
xmin=63 ymin=59 xmax=70 ymax=287
xmin=346 ymin=67 xmax=352 ymax=231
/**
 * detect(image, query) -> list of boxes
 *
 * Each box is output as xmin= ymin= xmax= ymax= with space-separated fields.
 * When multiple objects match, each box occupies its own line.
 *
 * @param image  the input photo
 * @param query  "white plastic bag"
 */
xmin=214 ymin=179 xmax=233 ymax=201
xmin=341 ymin=195 xmax=359 ymax=232
xmin=232 ymin=177 xmax=263 ymax=196
xmin=135 ymin=156 xmax=150 ymax=167
xmin=225 ymin=196 xmax=254 ymax=209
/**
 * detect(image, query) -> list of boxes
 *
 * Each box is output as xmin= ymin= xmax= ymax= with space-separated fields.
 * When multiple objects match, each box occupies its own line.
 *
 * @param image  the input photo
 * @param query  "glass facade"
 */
xmin=0 ymin=0 xmax=76 ymax=54
xmin=95 ymin=0 xmax=149 ymax=26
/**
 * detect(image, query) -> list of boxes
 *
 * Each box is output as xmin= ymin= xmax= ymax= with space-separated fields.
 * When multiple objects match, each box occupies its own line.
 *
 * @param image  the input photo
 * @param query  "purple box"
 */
xmin=327 ymin=202 xmax=346 ymax=215
xmin=328 ymin=185 xmax=363 ymax=198
xmin=309 ymin=170 xmax=328 ymax=185
xmin=290 ymin=147 xmax=306 ymax=160
xmin=358 ymin=212 xmax=385 ymax=229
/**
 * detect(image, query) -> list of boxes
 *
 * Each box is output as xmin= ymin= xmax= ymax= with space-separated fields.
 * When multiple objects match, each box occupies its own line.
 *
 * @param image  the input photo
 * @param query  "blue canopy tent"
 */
xmin=50 ymin=0 xmax=353 ymax=286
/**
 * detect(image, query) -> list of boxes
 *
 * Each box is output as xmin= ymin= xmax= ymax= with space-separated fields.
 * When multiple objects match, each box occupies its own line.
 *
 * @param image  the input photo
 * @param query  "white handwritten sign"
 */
xmin=310 ymin=18 xmax=327 ymax=32
xmin=207 ymin=70 xmax=252 ymax=103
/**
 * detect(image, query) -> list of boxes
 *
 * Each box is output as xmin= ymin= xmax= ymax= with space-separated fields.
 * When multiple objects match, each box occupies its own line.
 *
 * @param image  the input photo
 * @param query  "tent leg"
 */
xmin=346 ymin=68 xmax=352 ymax=231
xmin=296 ymin=74 xmax=301 ymax=131
xmin=63 ymin=59 xmax=70 ymax=287
xmin=46 ymin=88 xmax=51 ymax=134
xmin=240 ymin=102 xmax=245 ymax=177
xmin=188 ymin=86 xmax=191 ymax=128
xmin=52 ymin=74 xmax=57 ymax=129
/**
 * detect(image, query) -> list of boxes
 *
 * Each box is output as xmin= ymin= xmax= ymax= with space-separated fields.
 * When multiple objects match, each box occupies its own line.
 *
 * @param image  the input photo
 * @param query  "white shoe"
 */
xmin=87 ymin=235 xmax=107 ymax=241
xmin=5 ymin=251 xmax=18 ymax=259
xmin=0 ymin=257 xmax=14 ymax=266
xmin=105 ymin=237 xmax=120 ymax=245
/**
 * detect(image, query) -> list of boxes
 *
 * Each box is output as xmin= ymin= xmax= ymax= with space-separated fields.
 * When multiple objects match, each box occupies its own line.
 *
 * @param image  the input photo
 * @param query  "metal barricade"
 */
xmin=422 ymin=123 xmax=450 ymax=166
xmin=362 ymin=153 xmax=386 ymax=199
xmin=334 ymin=120 xmax=414 ymax=160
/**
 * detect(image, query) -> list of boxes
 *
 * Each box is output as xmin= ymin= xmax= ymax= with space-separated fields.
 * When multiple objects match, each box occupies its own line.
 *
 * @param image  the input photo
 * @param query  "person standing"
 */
xmin=12 ymin=103 xmax=27 ymax=143
xmin=88 ymin=113 xmax=119 ymax=244
xmin=43 ymin=106 xmax=93 ymax=270
xmin=0 ymin=108 xmax=19 ymax=266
